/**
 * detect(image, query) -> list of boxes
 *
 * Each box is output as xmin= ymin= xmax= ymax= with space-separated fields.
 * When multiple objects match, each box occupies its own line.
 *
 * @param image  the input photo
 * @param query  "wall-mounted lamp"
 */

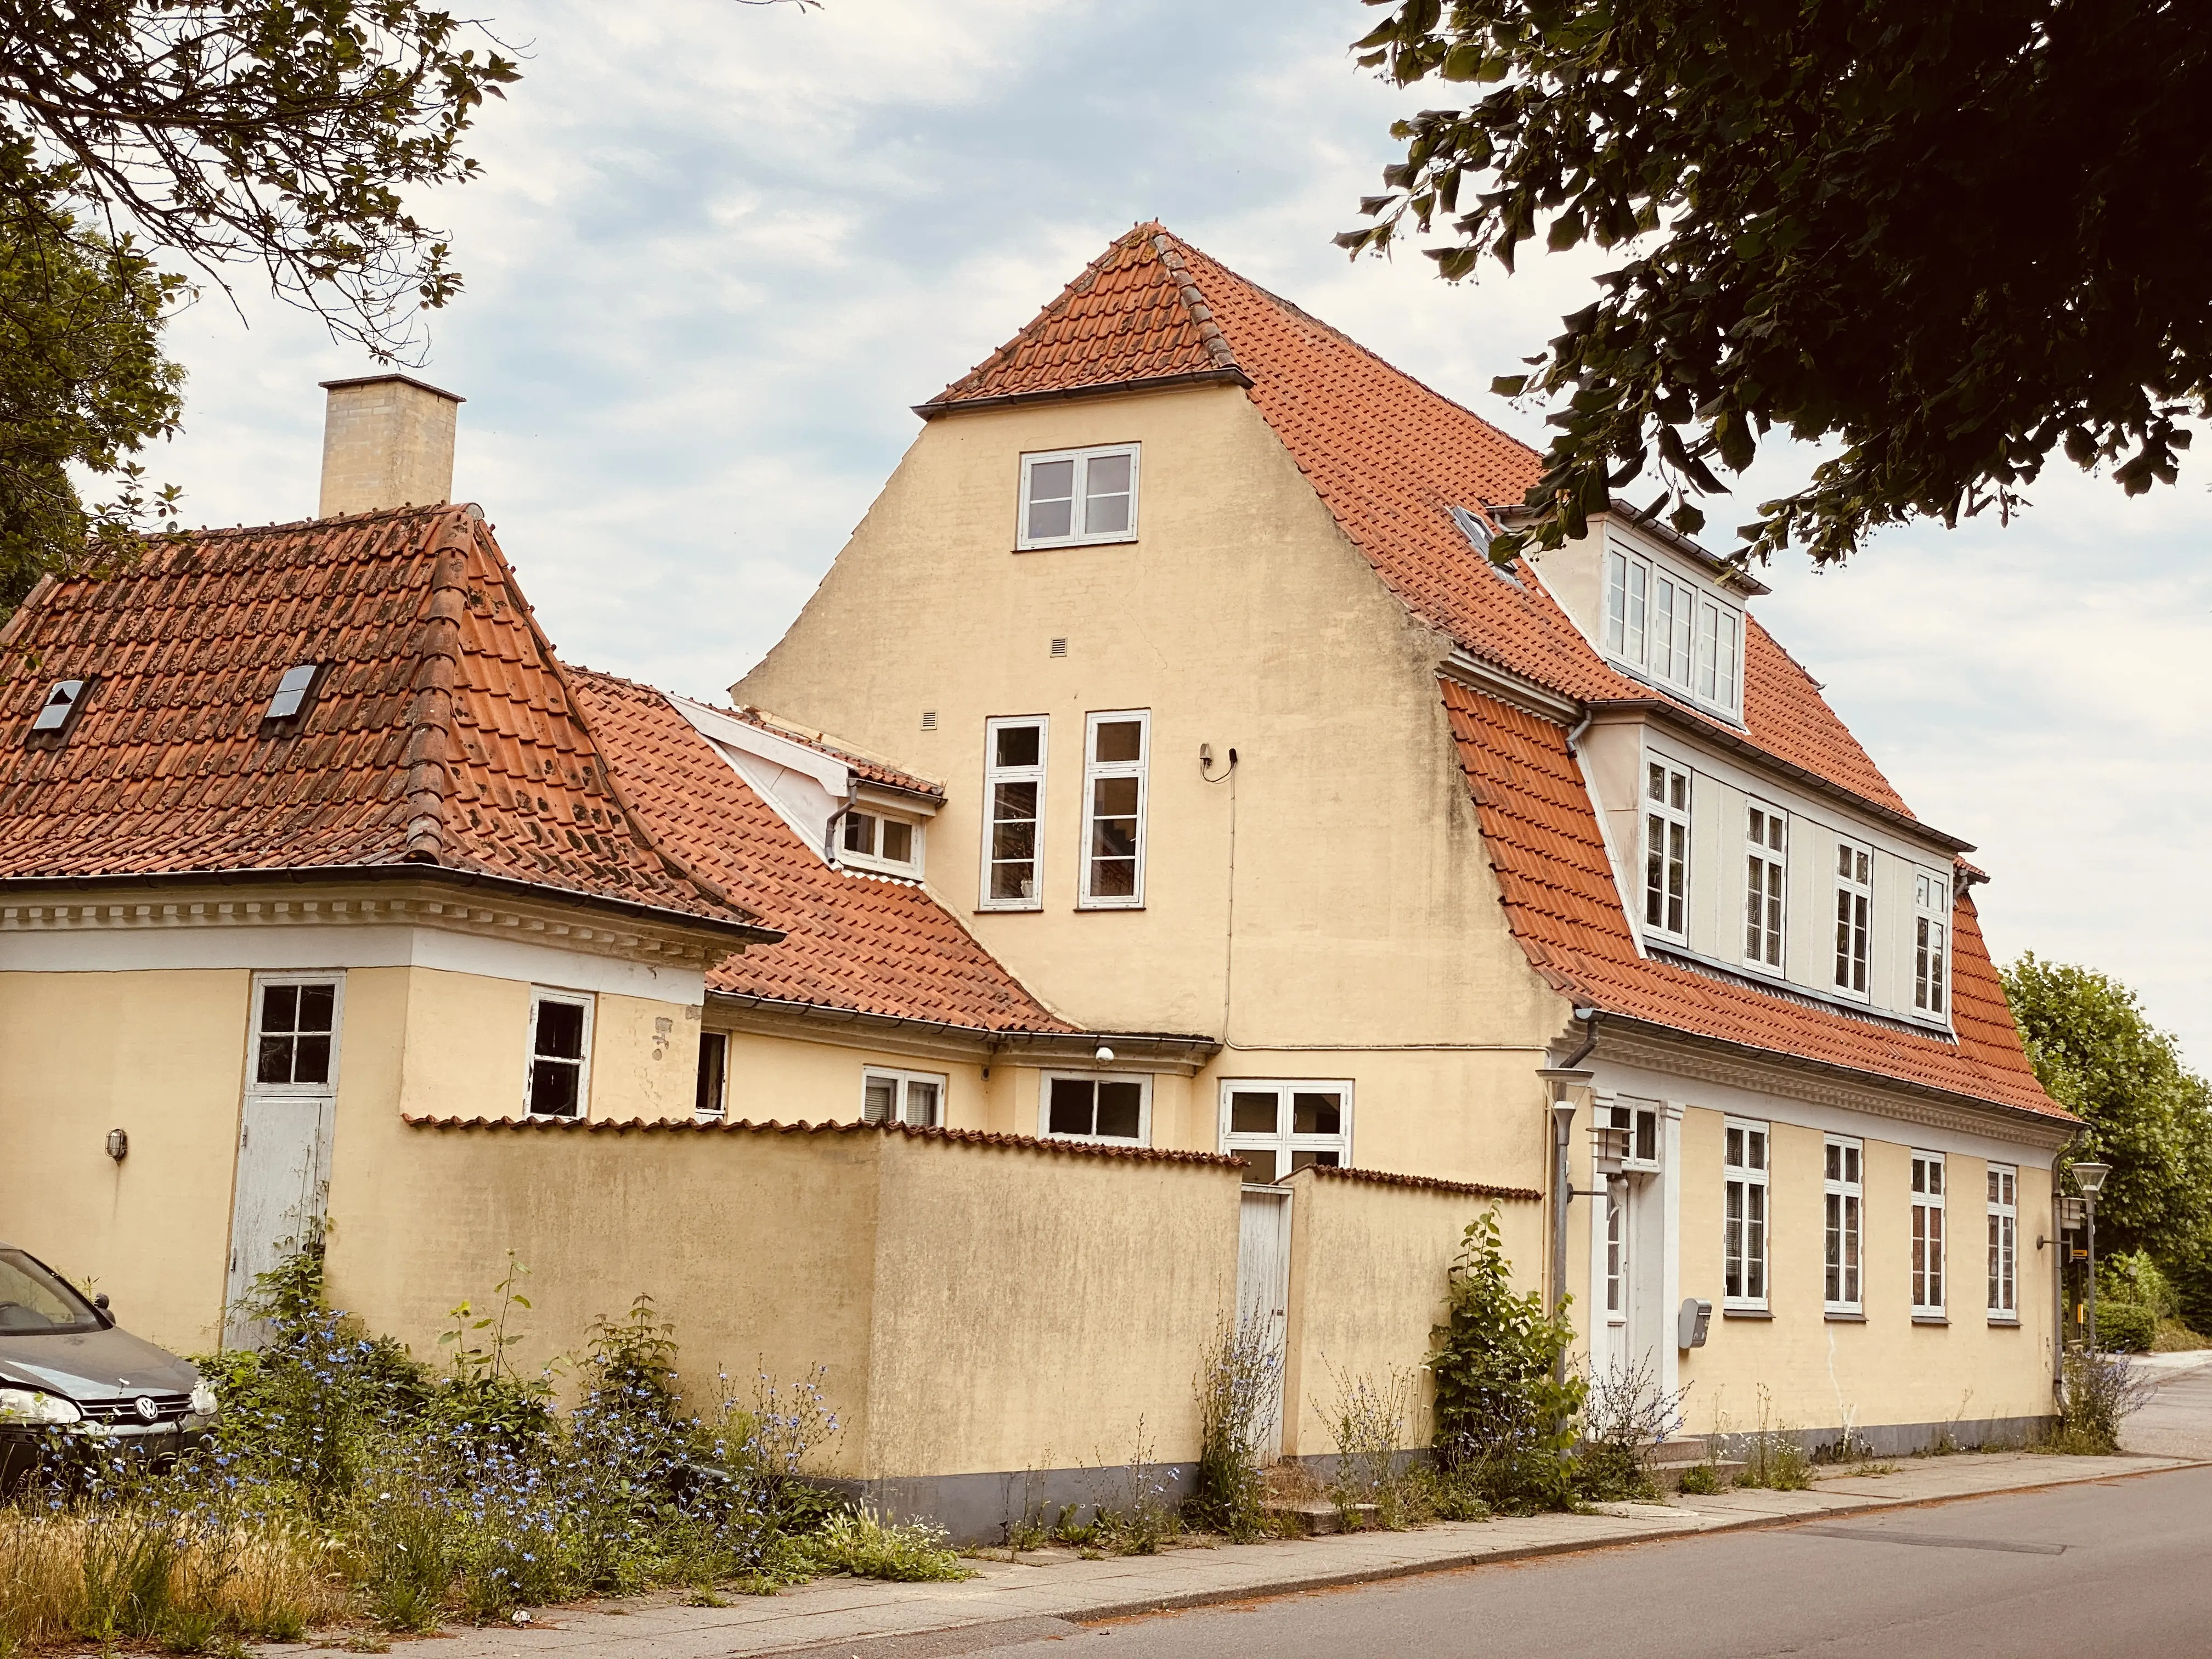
xmin=1094 ymin=1046 xmax=1115 ymax=1064
xmin=105 ymin=1128 xmax=129 ymax=1163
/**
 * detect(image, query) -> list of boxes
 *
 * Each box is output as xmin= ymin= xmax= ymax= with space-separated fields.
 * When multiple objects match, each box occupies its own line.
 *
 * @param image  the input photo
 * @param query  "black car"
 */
xmin=0 ymin=1242 xmax=218 ymax=1486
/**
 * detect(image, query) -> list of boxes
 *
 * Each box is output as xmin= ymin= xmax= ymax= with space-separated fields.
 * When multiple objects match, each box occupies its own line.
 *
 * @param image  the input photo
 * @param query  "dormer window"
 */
xmin=30 ymin=680 xmax=85 ymax=733
xmin=1018 ymin=444 xmax=1139 ymax=550
xmin=1604 ymin=540 xmax=1742 ymax=716
xmin=838 ymin=805 xmax=924 ymax=876
xmin=265 ymin=663 xmax=321 ymax=721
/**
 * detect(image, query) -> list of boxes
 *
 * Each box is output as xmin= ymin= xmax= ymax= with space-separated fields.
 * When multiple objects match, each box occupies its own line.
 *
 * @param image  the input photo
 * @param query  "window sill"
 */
xmin=1721 ymin=1307 xmax=1773 ymax=1320
xmin=1013 ymin=534 xmax=1141 ymax=555
xmin=1911 ymin=1314 xmax=1949 ymax=1327
xmin=1824 ymin=1310 xmax=1866 ymax=1323
xmin=1987 ymin=1316 xmax=2022 ymax=1328
xmin=977 ymin=902 xmax=1044 ymax=914
xmin=1075 ymin=903 xmax=1147 ymax=913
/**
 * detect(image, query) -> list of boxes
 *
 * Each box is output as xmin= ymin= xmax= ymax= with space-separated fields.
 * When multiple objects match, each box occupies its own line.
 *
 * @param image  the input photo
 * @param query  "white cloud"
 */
xmin=138 ymin=0 xmax=2212 ymax=1066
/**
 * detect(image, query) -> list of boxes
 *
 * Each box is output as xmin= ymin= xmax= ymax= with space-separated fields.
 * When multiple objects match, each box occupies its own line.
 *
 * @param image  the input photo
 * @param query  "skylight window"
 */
xmin=30 ymin=680 xmax=85 ymax=732
xmin=264 ymin=664 xmax=319 ymax=721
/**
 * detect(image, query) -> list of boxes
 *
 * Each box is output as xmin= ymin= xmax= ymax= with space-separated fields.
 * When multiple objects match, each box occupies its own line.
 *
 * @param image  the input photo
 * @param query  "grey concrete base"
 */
xmin=1703 ymin=1413 xmax=2057 ymax=1462
xmin=826 ymin=1462 xmax=1201 ymax=1545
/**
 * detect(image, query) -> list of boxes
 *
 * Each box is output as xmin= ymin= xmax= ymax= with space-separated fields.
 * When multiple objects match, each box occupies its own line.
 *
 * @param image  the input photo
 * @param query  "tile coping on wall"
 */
xmin=398 ymin=1113 xmax=1249 ymax=1166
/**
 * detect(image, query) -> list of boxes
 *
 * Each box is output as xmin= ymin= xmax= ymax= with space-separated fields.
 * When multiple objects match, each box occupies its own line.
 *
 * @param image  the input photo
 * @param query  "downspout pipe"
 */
xmin=822 ymin=772 xmax=862 ymax=865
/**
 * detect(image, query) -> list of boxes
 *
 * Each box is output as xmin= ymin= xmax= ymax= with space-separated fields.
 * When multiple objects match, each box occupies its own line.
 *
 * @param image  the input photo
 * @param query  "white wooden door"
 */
xmin=1237 ymin=1186 xmax=1293 ymax=1457
xmin=224 ymin=975 xmax=343 ymax=1348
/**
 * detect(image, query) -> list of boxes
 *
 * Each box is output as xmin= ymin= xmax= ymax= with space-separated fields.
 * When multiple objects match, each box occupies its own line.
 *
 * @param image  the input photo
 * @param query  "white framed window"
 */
xmin=526 ymin=989 xmax=594 ymax=1119
xmin=694 ymin=1031 xmax=728 ymax=1120
xmin=250 ymin=974 xmax=345 ymax=1094
xmin=1605 ymin=1099 xmax=1662 ymax=1172
xmin=1723 ymin=1119 xmax=1769 ymax=1311
xmin=1017 ymin=444 xmax=1140 ymax=549
xmin=1833 ymin=838 xmax=1872 ymax=996
xmin=1644 ymin=760 xmax=1692 ymax=941
xmin=1824 ymin=1136 xmax=1863 ymax=1313
xmin=1745 ymin=803 xmax=1786 ymax=970
xmin=1604 ymin=1188 xmax=1627 ymax=1324
xmin=29 ymin=678 xmax=87 ymax=733
xmin=1080 ymin=710 xmax=1149 ymax=908
xmin=862 ymin=1067 xmax=944 ymax=1128
xmin=980 ymin=716 xmax=1047 ymax=910
xmin=1914 ymin=871 xmax=1949 ymax=1015
xmin=1040 ymin=1073 xmax=1150 ymax=1145
xmin=1987 ymin=1163 xmax=2018 ymax=1320
xmin=1602 ymin=541 xmax=1742 ymax=715
xmin=839 ymin=807 xmax=924 ymax=877
xmin=1220 ymin=1080 xmax=1351 ymax=1186
xmin=1911 ymin=1152 xmax=1946 ymax=1317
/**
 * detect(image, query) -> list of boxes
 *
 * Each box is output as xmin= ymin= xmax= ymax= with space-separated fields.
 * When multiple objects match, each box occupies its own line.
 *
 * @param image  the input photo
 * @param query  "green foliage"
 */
xmin=1673 ymin=1462 xmax=1722 ymax=1497
xmin=1189 ymin=1314 xmax=1280 ymax=1541
xmin=789 ymin=1513 xmax=970 ymax=1583
xmin=2004 ymin=955 xmax=2212 ymax=1261
xmin=1572 ymin=1356 xmax=1684 ymax=1503
xmin=2094 ymin=1299 xmax=2157 ymax=1355
xmin=1429 ymin=1211 xmax=1583 ymax=1513
xmin=1318 ymin=1364 xmax=1423 ymax=1529
xmin=1731 ymin=1386 xmax=1810 ymax=1490
xmin=2047 ymin=1351 xmax=2158 ymax=1455
xmin=1342 ymin=0 xmax=2212 ymax=566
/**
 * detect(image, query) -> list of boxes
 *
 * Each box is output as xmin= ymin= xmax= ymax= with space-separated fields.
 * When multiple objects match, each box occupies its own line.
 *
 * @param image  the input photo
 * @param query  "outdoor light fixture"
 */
xmin=104 ymin=1128 xmax=128 ymax=1163
xmin=2073 ymin=1163 xmax=2113 ymax=1352
xmin=2072 ymin=1162 xmax=2111 ymax=1197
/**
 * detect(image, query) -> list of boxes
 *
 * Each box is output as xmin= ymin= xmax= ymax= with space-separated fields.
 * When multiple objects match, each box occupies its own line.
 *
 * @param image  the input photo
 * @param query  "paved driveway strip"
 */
xmin=330 ymin=1449 xmax=2199 ymax=1659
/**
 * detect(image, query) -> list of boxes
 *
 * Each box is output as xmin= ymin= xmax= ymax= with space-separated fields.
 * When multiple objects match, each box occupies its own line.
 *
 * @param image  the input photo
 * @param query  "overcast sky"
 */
xmin=147 ymin=0 xmax=2211 ymax=1067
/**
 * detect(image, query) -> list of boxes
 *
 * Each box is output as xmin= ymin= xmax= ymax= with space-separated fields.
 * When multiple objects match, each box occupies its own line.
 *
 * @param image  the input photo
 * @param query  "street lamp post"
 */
xmin=2073 ymin=1163 xmax=2112 ymax=1351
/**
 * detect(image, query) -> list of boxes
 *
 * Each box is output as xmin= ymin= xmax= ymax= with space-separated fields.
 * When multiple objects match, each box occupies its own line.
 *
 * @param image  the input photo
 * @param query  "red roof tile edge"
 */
xmin=400 ymin=1113 xmax=1246 ymax=1167
xmin=1288 ymin=1164 xmax=1544 ymax=1203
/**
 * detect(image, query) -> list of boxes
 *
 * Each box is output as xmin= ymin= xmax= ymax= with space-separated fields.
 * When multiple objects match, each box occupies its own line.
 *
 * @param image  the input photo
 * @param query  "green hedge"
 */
xmin=2096 ymin=1299 xmax=2157 ymax=1353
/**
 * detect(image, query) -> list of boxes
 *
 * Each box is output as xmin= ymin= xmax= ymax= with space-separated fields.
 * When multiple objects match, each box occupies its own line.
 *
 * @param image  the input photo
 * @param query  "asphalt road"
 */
xmin=960 ymin=1464 xmax=2212 ymax=1659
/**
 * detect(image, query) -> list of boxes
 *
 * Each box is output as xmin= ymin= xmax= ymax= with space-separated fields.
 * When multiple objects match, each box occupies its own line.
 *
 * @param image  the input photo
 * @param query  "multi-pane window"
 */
xmin=1911 ymin=1152 xmax=1946 ymax=1316
xmin=1080 ymin=711 xmax=1149 ymax=908
xmin=1602 ymin=544 xmax=1743 ymax=714
xmin=862 ymin=1068 xmax=944 ymax=1128
xmin=1042 ymin=1074 xmax=1149 ymax=1144
xmin=1017 ymin=444 xmax=1140 ymax=549
xmin=840 ymin=808 xmax=922 ymax=876
xmin=1604 ymin=1188 xmax=1627 ymax=1323
xmin=694 ymin=1031 xmax=728 ymax=1120
xmin=1724 ymin=1120 xmax=1769 ymax=1310
xmin=980 ymin=717 xmax=1047 ymax=909
xmin=1605 ymin=1101 xmax=1662 ymax=1170
xmin=1914 ymin=871 xmax=1949 ymax=1015
xmin=1833 ymin=839 xmax=1872 ymax=995
xmin=1644 ymin=761 xmax=1692 ymax=940
xmin=1987 ymin=1164 xmax=2018 ymax=1319
xmin=1745 ymin=804 xmax=1786 ymax=970
xmin=526 ymin=989 xmax=593 ymax=1119
xmin=1824 ymin=1137 xmax=1864 ymax=1312
xmin=253 ymin=979 xmax=340 ymax=1088
xmin=1220 ymin=1081 xmax=1351 ymax=1186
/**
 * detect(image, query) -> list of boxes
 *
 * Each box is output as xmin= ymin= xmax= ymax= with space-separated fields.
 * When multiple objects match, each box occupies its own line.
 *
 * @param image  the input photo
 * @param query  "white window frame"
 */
xmin=1824 ymin=1136 xmax=1864 ymax=1314
xmin=1604 ymin=1186 xmax=1627 ymax=1325
xmin=1601 ymin=539 xmax=1742 ymax=716
xmin=979 ymin=715 xmax=1047 ymax=911
xmin=1913 ymin=870 xmax=1950 ymax=1017
xmin=1832 ymin=837 xmax=1873 ymax=998
xmin=1218 ymin=1079 xmax=1353 ymax=1187
xmin=1016 ymin=443 xmax=1141 ymax=550
xmin=1605 ymin=1099 xmax=1663 ymax=1173
xmin=1744 ymin=802 xmax=1787 ymax=973
xmin=524 ymin=988 xmax=595 ymax=1120
xmin=1987 ymin=1163 xmax=2019 ymax=1321
xmin=247 ymin=972 xmax=346 ymax=1098
xmin=1911 ymin=1151 xmax=1947 ymax=1318
xmin=1037 ymin=1071 xmax=1153 ymax=1146
xmin=1079 ymin=710 xmax=1149 ymax=909
xmin=1723 ymin=1118 xmax=1769 ymax=1312
xmin=861 ymin=1066 xmax=945 ymax=1128
xmin=694 ymin=1029 xmax=728 ymax=1121
xmin=838 ymin=806 xmax=926 ymax=878
xmin=1643 ymin=758 xmax=1692 ymax=943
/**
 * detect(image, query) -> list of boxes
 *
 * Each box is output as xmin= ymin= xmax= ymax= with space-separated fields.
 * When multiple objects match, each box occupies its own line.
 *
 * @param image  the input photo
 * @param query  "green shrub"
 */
xmin=2094 ymin=1299 xmax=2157 ymax=1354
xmin=1572 ymin=1355 xmax=1684 ymax=1503
xmin=1188 ymin=1315 xmax=1279 ymax=1541
xmin=2046 ymin=1350 xmax=2158 ymax=1454
xmin=1674 ymin=1462 xmax=1723 ymax=1496
xmin=792 ymin=1513 xmax=970 ymax=1582
xmin=1430 ymin=1210 xmax=1583 ymax=1514
xmin=1319 ymin=1363 xmax=1423 ymax=1529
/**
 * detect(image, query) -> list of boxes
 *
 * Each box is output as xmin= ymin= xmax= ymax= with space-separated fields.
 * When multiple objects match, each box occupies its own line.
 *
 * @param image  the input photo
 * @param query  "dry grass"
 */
xmin=0 ymin=1503 xmax=346 ymax=1655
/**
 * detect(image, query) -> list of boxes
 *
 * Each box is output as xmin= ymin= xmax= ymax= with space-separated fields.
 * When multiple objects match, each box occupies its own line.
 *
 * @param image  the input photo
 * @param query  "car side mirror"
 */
xmin=93 ymin=1293 xmax=110 ymax=1311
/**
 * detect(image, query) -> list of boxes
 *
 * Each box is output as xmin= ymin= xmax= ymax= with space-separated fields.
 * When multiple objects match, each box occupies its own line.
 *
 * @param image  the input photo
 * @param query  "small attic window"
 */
xmin=264 ymin=663 xmax=321 ymax=722
xmin=1451 ymin=506 xmax=1522 ymax=586
xmin=30 ymin=680 xmax=86 ymax=733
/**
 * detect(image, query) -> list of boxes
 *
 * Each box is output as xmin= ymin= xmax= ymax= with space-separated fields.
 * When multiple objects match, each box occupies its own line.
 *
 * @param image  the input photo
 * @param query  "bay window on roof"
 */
xmin=1602 ymin=539 xmax=1742 ymax=717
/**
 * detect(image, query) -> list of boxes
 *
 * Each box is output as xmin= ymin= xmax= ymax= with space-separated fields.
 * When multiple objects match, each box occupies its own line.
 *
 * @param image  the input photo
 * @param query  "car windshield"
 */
xmin=0 ymin=1250 xmax=101 ymax=1335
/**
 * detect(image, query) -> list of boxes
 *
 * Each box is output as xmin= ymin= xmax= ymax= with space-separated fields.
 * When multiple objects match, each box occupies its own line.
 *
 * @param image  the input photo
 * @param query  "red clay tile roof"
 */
xmin=0 ymin=506 xmax=756 ymax=931
xmin=570 ymin=667 xmax=1076 ymax=1034
xmin=926 ymin=224 xmax=1911 ymax=826
xmin=399 ymin=1114 xmax=1241 ymax=1165
xmin=1441 ymin=679 xmax=2062 ymax=1120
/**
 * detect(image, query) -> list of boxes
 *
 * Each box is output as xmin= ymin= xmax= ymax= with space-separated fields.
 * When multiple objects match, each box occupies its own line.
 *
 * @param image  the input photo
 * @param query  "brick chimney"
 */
xmin=317 ymin=373 xmax=465 ymax=517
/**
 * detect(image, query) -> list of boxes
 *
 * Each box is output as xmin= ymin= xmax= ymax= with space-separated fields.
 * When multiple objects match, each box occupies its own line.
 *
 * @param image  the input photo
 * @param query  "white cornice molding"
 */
xmin=0 ymin=883 xmax=724 ymax=973
xmin=1593 ymin=1022 xmax=2072 ymax=1151
xmin=1437 ymin=650 xmax=1582 ymax=724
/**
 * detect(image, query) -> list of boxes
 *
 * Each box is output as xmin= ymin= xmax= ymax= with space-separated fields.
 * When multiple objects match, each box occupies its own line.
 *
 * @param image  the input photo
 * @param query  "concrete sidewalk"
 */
xmin=357 ymin=1448 xmax=2199 ymax=1659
